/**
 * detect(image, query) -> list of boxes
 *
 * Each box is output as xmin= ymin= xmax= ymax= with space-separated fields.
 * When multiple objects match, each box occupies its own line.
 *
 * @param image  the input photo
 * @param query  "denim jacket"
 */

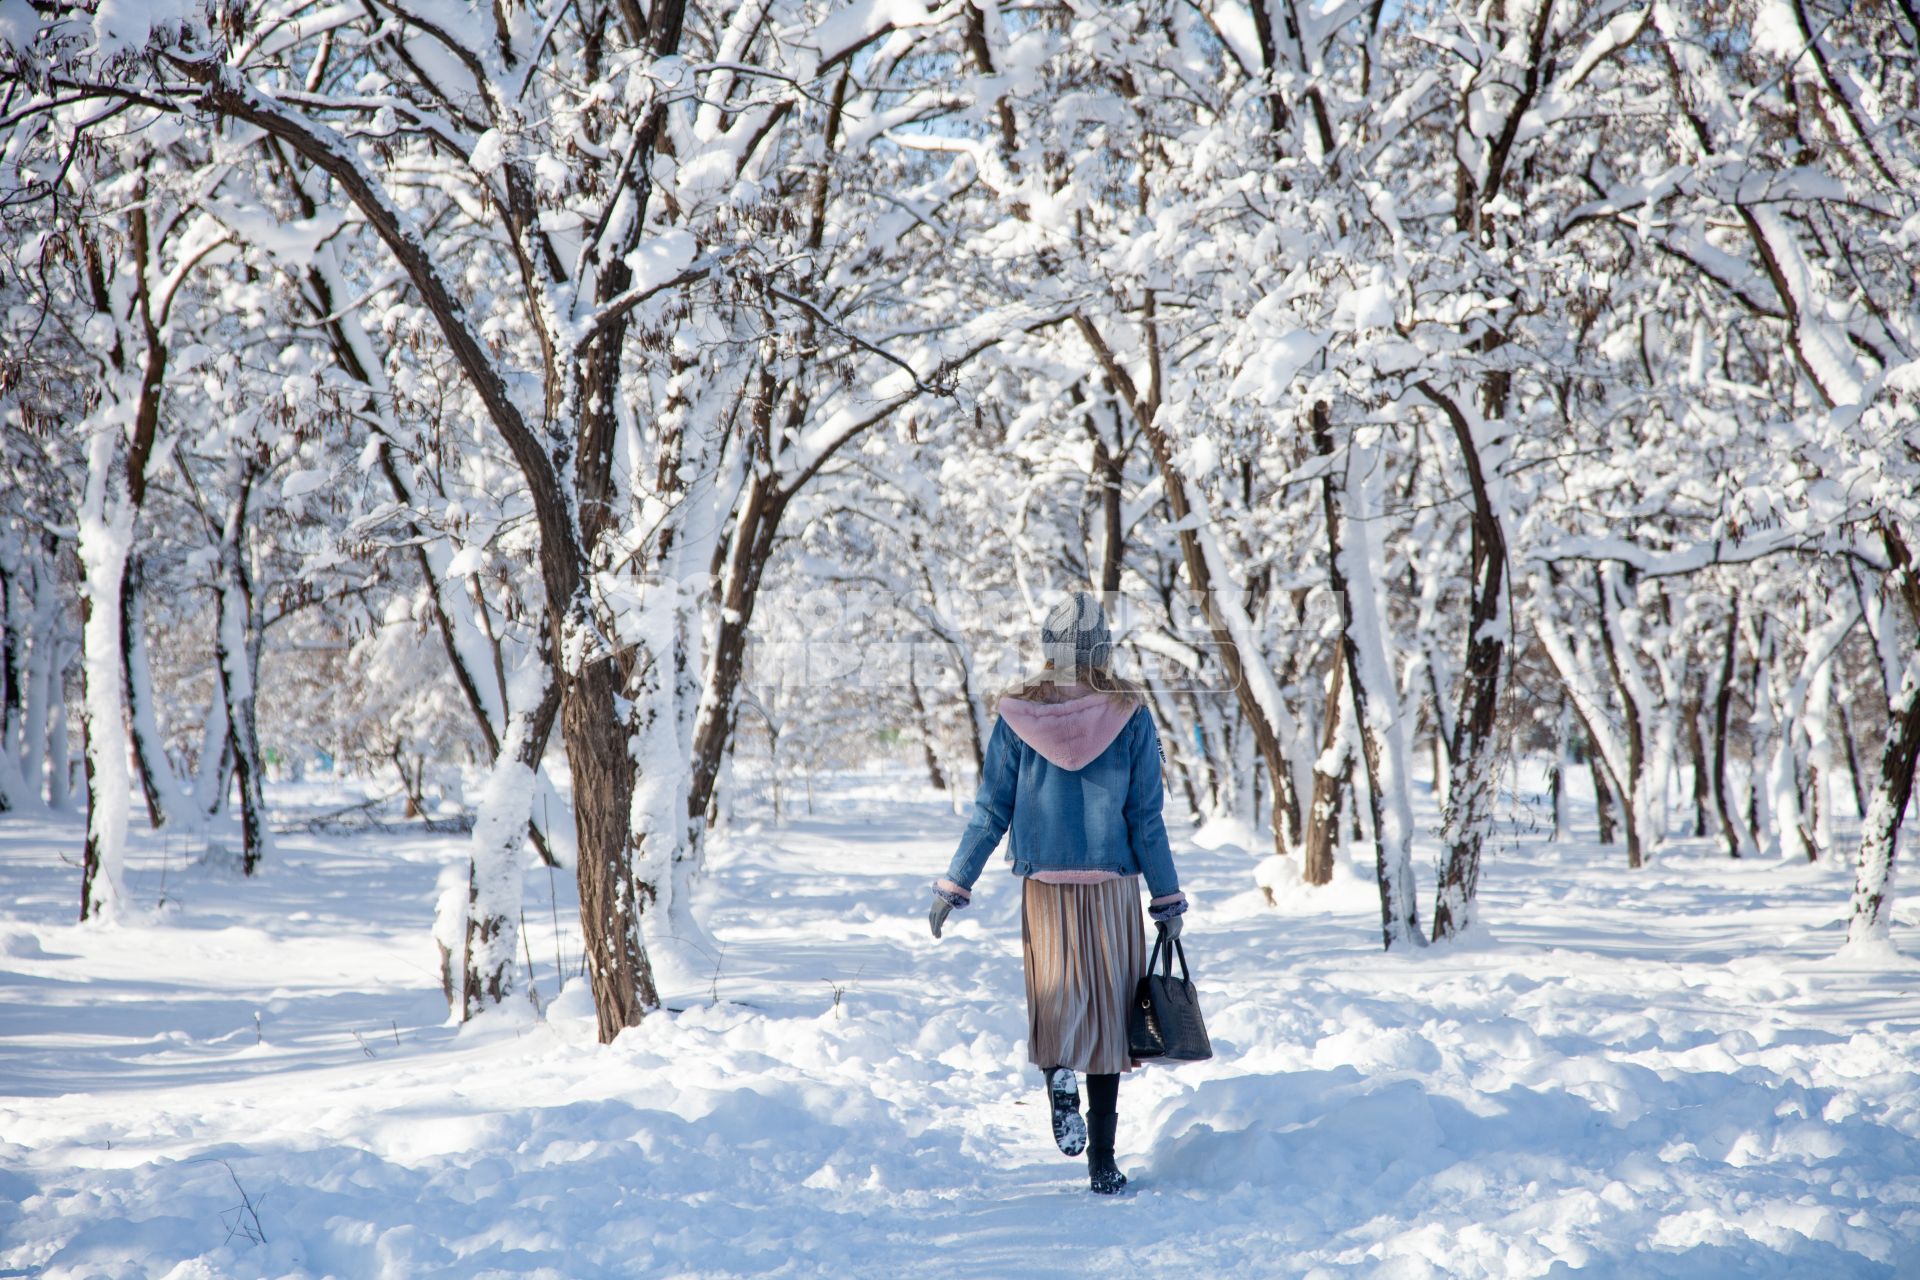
xmin=943 ymin=704 xmax=1179 ymax=899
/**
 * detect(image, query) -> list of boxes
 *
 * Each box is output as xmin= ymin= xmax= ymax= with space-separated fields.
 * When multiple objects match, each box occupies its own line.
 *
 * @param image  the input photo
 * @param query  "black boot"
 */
xmin=1086 ymin=1110 xmax=1126 ymax=1195
xmin=1044 ymin=1068 xmax=1086 ymax=1156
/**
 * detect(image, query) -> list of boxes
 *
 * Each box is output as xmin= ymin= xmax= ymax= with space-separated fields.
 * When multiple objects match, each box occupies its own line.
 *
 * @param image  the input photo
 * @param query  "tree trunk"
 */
xmin=562 ymin=659 xmax=657 ymax=1039
xmin=1415 ymin=383 xmax=1510 ymax=941
xmin=1345 ymin=754 xmax=1364 ymax=844
xmin=461 ymin=673 xmax=562 ymax=1017
xmin=47 ymin=685 xmax=70 ymax=811
xmin=1806 ymin=654 xmax=1838 ymax=854
xmin=918 ymin=548 xmax=990 ymax=782
xmin=1549 ymin=755 xmax=1565 ymax=842
xmin=1770 ymin=604 xmax=1856 ymax=863
xmin=1837 ymin=699 xmax=1868 ymax=819
xmin=1843 ymin=667 xmax=1920 ymax=948
xmin=193 ymin=681 xmax=233 ymax=818
xmin=1746 ymin=622 xmax=1773 ymax=855
xmin=1151 ymin=694 xmax=1205 ymax=819
xmin=392 ymin=743 xmax=425 ymax=818
xmin=629 ymin=575 xmax=720 ymax=995
xmin=1193 ymin=691 xmax=1226 ymax=818
xmin=1592 ymin=749 xmax=1617 ymax=845
xmin=1313 ymin=407 xmax=1421 ymax=949
xmin=1534 ymin=567 xmax=1639 ymax=857
xmin=18 ymin=565 xmax=57 ymax=807
xmin=18 ymin=564 xmax=57 ymax=805
xmin=688 ymin=471 xmax=786 ymax=830
xmin=214 ymin=470 xmax=269 ymax=875
xmin=0 ymin=626 xmax=26 ymax=814
xmin=1088 ymin=386 xmax=1126 ymax=596
xmin=121 ymin=555 xmax=180 ymax=830
xmin=78 ymin=193 xmax=166 ymax=916
xmin=0 ymin=562 xmax=19 ymax=811
xmin=1551 ymin=700 xmax=1573 ymax=842
xmin=0 ymin=565 xmax=14 ymax=732
xmin=1710 ymin=598 xmax=1748 ymax=857
xmin=1847 ymin=528 xmax=1920 ymax=944
xmin=79 ymin=439 xmax=135 ymax=921
xmin=1684 ymin=689 xmax=1711 ymax=838
xmin=1848 ymin=664 xmax=1920 ymax=943
xmin=1593 ymin=566 xmax=1649 ymax=867
xmin=907 ymin=673 xmax=948 ymax=792
xmin=1301 ymin=656 xmax=1347 ymax=887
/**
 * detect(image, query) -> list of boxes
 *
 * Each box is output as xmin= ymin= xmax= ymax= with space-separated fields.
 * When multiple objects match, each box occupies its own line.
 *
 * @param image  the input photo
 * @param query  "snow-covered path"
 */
xmin=4 ymin=775 xmax=1920 ymax=1278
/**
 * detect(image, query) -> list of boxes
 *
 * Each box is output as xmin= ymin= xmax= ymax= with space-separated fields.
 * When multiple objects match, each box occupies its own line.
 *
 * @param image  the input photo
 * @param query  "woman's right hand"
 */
xmin=928 ymin=893 xmax=953 ymax=939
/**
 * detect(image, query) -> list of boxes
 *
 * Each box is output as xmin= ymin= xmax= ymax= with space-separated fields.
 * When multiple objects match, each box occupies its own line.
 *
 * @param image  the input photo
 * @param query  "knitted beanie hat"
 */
xmin=1040 ymin=591 xmax=1113 ymax=671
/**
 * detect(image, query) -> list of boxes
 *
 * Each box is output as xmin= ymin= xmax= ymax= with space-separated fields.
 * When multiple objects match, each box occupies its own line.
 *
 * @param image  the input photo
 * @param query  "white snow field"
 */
xmin=3 ymin=772 xmax=1920 ymax=1279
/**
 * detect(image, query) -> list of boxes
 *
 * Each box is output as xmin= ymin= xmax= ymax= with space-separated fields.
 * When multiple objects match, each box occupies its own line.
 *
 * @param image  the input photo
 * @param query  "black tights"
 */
xmin=1085 ymin=1071 xmax=1119 ymax=1118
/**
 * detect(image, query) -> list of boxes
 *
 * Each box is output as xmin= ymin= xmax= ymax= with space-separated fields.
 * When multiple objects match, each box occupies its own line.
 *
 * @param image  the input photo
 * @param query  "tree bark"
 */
xmin=1837 ymin=699 xmax=1868 ymax=819
xmin=121 ymin=555 xmax=178 ymax=830
xmin=18 ymin=567 xmax=53 ymax=808
xmin=1746 ymin=620 xmax=1773 ymax=855
xmin=78 ymin=192 xmax=166 ymax=919
xmin=1145 ymin=686 xmax=1204 ymax=819
xmin=1591 ymin=748 xmax=1617 ymax=845
xmin=0 ymin=562 xmax=19 ymax=810
xmin=1312 ymin=406 xmax=1421 ymax=948
xmin=462 ymin=672 xmax=563 ymax=1017
xmin=47 ymin=686 xmax=70 ymax=811
xmin=907 ymin=673 xmax=948 ymax=793
xmin=1593 ymin=566 xmax=1649 ymax=867
xmin=194 ymin=692 xmax=232 ymax=819
xmin=79 ymin=463 xmax=135 ymax=921
xmin=1549 ymin=755 xmax=1566 ymax=842
xmin=1684 ymin=688 xmax=1710 ymax=838
xmin=1710 ymin=597 xmax=1747 ymax=857
xmin=1847 ymin=526 xmax=1920 ymax=943
xmin=565 ymin=659 xmax=658 ymax=1037
xmin=1301 ymin=655 xmax=1347 ymax=887
xmin=688 ymin=469 xmax=787 ymax=829
xmin=1085 ymin=384 xmax=1126 ymax=596
xmin=213 ymin=468 xmax=269 ymax=875
xmin=1848 ymin=670 xmax=1920 ymax=941
xmin=1415 ymin=383 xmax=1510 ymax=940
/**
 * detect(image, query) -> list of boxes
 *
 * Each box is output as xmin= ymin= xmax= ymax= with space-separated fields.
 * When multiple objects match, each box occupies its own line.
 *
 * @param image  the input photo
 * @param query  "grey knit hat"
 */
xmin=1040 ymin=591 xmax=1113 ymax=671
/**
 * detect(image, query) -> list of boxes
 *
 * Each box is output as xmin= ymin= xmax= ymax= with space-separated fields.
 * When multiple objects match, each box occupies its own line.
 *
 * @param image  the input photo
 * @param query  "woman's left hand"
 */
xmin=928 ymin=894 xmax=953 ymax=939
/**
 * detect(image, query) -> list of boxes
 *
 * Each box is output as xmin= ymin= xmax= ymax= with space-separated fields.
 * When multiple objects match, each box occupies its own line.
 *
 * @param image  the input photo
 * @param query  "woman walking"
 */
xmin=926 ymin=592 xmax=1187 ymax=1195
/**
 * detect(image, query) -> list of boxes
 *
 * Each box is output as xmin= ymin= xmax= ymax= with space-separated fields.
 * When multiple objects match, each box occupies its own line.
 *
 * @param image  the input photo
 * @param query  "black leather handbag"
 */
xmin=1128 ymin=930 xmax=1213 ymax=1063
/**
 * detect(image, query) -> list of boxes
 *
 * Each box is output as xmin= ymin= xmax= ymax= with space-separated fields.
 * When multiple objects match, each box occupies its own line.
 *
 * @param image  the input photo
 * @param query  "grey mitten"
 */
xmin=1150 ymin=893 xmax=1187 ymax=942
xmin=928 ymin=882 xmax=968 ymax=938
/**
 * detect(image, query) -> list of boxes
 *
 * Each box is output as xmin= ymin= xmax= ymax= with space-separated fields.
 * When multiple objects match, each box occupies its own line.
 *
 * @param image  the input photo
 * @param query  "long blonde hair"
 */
xmin=1001 ymin=661 xmax=1145 ymax=709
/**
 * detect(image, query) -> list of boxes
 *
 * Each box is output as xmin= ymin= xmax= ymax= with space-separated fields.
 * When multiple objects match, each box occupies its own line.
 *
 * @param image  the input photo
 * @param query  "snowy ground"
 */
xmin=3 ymin=771 xmax=1920 ymax=1279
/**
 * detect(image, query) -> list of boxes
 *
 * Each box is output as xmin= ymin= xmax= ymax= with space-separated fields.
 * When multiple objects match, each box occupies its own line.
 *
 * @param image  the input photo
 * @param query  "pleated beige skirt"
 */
xmin=1022 ymin=876 xmax=1149 ymax=1075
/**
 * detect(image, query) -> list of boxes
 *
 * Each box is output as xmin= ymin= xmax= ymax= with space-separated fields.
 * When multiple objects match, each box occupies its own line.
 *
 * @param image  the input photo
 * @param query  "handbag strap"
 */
xmin=1165 ymin=936 xmax=1191 ymax=982
xmin=1146 ymin=929 xmax=1193 ymax=983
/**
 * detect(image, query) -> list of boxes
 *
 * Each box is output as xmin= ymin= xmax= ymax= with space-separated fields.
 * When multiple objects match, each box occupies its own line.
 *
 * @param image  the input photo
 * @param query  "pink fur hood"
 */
xmin=998 ymin=689 xmax=1138 ymax=771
